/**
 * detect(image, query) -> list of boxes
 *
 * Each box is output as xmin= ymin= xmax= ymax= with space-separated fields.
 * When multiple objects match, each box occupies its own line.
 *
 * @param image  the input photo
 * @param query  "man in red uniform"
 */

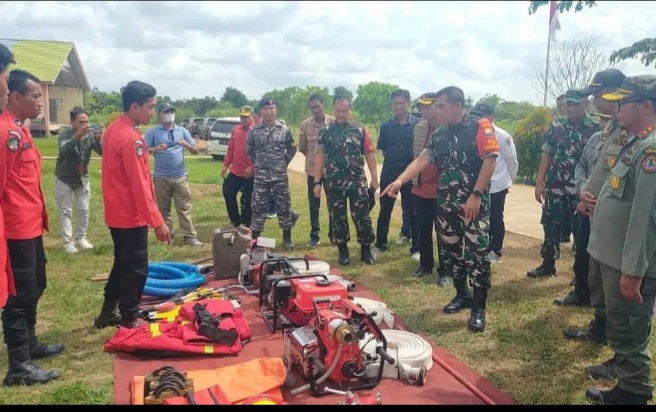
xmin=94 ymin=80 xmax=171 ymax=330
xmin=0 ymin=43 xmax=16 ymax=310
xmin=0 ymin=70 xmax=64 ymax=386
xmin=221 ymin=105 xmax=255 ymax=228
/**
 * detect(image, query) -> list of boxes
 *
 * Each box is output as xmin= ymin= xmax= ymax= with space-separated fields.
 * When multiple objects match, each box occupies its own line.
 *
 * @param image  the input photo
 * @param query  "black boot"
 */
xmin=468 ymin=288 xmax=487 ymax=332
xmin=412 ymin=266 xmax=432 ymax=277
xmin=94 ymin=299 xmax=121 ymax=329
xmin=338 ymin=243 xmax=350 ymax=266
xmin=251 ymin=230 xmax=261 ymax=240
xmin=443 ymin=278 xmax=472 ymax=314
xmin=28 ymin=326 xmax=64 ymax=360
xmin=563 ymin=316 xmax=607 ymax=344
xmin=360 ymin=244 xmax=374 ymax=265
xmin=527 ymin=259 xmax=557 ymax=278
xmin=585 ymin=354 xmax=619 ymax=380
xmin=283 ymin=229 xmax=294 ymax=250
xmin=3 ymin=346 xmax=61 ymax=387
xmin=586 ymin=384 xmax=652 ymax=405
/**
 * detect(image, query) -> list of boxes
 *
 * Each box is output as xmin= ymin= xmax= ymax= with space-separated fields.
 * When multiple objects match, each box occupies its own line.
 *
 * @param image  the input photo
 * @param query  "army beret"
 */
xmin=259 ymin=96 xmax=277 ymax=109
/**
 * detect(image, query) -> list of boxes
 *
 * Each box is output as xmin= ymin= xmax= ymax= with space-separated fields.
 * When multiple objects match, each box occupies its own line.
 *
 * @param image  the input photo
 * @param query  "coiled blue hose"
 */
xmin=143 ymin=262 xmax=207 ymax=298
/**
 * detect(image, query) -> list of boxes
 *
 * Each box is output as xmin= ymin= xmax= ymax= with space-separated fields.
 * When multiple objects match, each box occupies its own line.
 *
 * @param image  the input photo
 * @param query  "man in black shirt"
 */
xmin=374 ymin=89 xmax=419 ymax=257
xmin=54 ymin=107 xmax=103 ymax=254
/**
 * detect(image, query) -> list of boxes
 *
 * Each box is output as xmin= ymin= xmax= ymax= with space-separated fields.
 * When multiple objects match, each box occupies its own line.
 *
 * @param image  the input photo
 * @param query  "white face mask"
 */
xmin=163 ymin=113 xmax=175 ymax=123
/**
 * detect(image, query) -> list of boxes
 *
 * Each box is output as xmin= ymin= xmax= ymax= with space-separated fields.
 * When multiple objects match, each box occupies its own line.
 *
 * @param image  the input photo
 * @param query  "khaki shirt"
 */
xmin=299 ymin=115 xmax=334 ymax=176
xmin=588 ymin=125 xmax=656 ymax=278
xmin=581 ymin=119 xmax=634 ymax=198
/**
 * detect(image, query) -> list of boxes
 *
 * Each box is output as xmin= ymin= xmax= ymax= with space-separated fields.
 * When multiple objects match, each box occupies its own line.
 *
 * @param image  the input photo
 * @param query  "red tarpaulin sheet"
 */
xmin=112 ymin=263 xmax=517 ymax=405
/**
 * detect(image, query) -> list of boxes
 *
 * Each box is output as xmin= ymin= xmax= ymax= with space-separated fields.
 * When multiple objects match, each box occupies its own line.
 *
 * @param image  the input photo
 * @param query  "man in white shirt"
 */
xmin=470 ymin=103 xmax=518 ymax=264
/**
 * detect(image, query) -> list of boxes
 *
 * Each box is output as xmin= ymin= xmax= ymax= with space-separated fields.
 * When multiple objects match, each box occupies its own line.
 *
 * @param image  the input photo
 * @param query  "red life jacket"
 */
xmin=104 ymin=299 xmax=251 ymax=356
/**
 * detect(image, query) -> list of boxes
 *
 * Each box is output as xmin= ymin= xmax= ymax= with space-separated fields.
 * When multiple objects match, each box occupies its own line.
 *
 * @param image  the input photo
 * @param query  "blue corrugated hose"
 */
xmin=143 ymin=262 xmax=206 ymax=298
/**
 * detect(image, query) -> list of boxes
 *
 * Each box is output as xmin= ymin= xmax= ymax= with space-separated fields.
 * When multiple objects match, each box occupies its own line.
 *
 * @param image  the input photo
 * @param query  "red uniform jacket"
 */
xmin=101 ymin=115 xmax=164 ymax=229
xmin=225 ymin=122 xmax=254 ymax=178
xmin=0 ymin=110 xmax=50 ymax=306
xmin=104 ymin=299 xmax=252 ymax=356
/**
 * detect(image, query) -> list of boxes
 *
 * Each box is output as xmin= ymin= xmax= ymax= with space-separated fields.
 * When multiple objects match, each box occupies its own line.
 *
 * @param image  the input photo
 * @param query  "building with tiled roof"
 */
xmin=0 ymin=39 xmax=91 ymax=136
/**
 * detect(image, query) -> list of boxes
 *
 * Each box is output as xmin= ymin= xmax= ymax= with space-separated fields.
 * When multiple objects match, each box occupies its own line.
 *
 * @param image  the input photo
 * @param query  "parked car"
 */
xmin=199 ymin=118 xmax=217 ymax=141
xmin=207 ymin=117 xmax=241 ymax=160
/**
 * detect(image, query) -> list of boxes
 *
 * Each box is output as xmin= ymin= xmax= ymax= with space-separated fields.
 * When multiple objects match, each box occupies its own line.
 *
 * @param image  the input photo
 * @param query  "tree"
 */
xmin=514 ymin=107 xmax=555 ymax=182
xmin=533 ymin=36 xmax=621 ymax=103
xmin=220 ymin=86 xmax=248 ymax=109
xmin=333 ymin=85 xmax=353 ymax=102
xmin=529 ymin=1 xmax=656 ymax=69
xmin=352 ymin=81 xmax=399 ymax=132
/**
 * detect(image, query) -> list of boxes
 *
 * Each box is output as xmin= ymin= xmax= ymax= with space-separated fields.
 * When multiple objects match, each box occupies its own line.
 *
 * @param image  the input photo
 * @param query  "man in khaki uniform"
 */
xmin=584 ymin=75 xmax=656 ymax=405
xmin=299 ymin=94 xmax=335 ymax=248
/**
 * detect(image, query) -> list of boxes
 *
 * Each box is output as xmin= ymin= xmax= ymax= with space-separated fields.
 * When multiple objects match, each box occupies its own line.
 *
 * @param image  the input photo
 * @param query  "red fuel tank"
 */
xmin=290 ymin=278 xmax=348 ymax=313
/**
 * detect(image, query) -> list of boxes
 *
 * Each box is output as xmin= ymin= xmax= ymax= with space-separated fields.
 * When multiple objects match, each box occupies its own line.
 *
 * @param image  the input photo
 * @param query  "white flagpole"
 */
xmin=543 ymin=15 xmax=553 ymax=107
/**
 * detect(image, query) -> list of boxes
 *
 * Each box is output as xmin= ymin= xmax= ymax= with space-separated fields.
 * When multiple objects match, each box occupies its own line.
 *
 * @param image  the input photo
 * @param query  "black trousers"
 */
xmin=573 ymin=215 xmax=591 ymax=301
xmin=489 ymin=189 xmax=508 ymax=256
xmin=376 ymin=175 xmax=416 ymax=251
xmin=223 ymin=173 xmax=254 ymax=227
xmin=414 ymin=195 xmax=443 ymax=271
xmin=306 ymin=175 xmax=333 ymax=242
xmin=2 ymin=236 xmax=47 ymax=350
xmin=104 ymin=226 xmax=149 ymax=320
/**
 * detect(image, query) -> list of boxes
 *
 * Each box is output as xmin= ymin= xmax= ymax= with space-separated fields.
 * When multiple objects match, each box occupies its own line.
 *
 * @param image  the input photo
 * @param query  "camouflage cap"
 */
xmin=602 ymin=74 xmax=656 ymax=102
xmin=564 ymin=90 xmax=588 ymax=104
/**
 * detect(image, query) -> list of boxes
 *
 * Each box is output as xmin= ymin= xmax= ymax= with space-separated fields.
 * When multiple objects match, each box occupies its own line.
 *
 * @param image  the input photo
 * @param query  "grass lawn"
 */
xmin=0 ymin=137 xmax=652 ymax=405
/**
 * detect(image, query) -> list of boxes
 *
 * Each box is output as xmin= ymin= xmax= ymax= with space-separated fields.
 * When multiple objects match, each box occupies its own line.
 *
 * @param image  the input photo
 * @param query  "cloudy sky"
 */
xmin=1 ymin=1 xmax=654 ymax=106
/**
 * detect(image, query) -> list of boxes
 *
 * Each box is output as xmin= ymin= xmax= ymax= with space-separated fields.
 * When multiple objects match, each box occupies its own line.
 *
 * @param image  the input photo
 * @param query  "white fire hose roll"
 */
xmin=360 ymin=330 xmax=434 ymax=382
xmin=351 ymin=297 xmax=395 ymax=329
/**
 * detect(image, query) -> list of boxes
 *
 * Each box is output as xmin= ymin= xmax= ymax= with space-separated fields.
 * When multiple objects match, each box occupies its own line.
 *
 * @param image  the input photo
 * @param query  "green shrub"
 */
xmin=514 ymin=107 xmax=554 ymax=183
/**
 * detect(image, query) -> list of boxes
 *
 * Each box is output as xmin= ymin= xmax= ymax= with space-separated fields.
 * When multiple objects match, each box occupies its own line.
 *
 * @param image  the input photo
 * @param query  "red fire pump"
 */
xmin=239 ymin=238 xmax=312 ymax=295
xmin=258 ymin=260 xmax=349 ymax=332
xmin=282 ymin=294 xmax=396 ymax=397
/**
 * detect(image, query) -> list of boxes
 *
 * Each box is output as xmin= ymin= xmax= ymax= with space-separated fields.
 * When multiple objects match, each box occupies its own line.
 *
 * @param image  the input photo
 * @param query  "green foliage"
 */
xmin=475 ymin=94 xmax=536 ymax=134
xmin=610 ymin=37 xmax=656 ymax=68
xmin=527 ymin=1 xmax=597 ymax=15
xmin=352 ymin=81 xmax=399 ymax=132
xmin=513 ymin=107 xmax=554 ymax=182
xmin=529 ymin=1 xmax=655 ymax=69
xmin=219 ymin=86 xmax=249 ymax=109
xmin=333 ymin=85 xmax=353 ymax=102
xmin=260 ymin=86 xmax=332 ymax=126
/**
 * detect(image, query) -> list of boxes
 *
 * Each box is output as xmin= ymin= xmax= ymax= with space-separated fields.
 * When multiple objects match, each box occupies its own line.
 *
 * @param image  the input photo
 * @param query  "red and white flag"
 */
xmin=549 ymin=0 xmax=561 ymax=42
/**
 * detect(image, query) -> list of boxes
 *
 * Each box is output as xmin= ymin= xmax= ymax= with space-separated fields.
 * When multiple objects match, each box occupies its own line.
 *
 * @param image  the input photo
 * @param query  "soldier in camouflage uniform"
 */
xmin=528 ymin=90 xmax=598 ymax=278
xmin=313 ymin=95 xmax=378 ymax=266
xmin=382 ymin=86 xmax=499 ymax=333
xmin=246 ymin=97 xmax=299 ymax=249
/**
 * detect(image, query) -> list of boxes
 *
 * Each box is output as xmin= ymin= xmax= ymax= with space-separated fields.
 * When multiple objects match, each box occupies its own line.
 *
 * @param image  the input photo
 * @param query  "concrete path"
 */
xmin=287 ymin=154 xmax=544 ymax=240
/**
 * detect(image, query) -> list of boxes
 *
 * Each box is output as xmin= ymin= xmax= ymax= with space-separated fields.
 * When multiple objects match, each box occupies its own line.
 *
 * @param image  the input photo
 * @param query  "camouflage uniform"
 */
xmin=246 ymin=121 xmax=297 ymax=232
xmin=316 ymin=121 xmax=375 ymax=245
xmin=538 ymin=114 xmax=597 ymax=263
xmin=421 ymin=115 xmax=498 ymax=291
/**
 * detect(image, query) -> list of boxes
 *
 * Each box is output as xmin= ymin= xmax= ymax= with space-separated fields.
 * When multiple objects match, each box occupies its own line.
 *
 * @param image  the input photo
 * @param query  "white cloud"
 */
xmin=0 ymin=0 xmax=654 ymax=106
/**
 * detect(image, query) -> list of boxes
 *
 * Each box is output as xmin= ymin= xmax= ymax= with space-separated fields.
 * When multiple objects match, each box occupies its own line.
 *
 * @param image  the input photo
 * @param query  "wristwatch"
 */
xmin=472 ymin=190 xmax=482 ymax=198
xmin=314 ymin=181 xmax=323 ymax=186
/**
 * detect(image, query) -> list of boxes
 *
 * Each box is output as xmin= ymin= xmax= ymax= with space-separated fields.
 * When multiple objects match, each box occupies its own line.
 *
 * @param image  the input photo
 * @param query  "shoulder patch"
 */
xmin=133 ymin=139 xmax=142 ymax=145
xmin=136 ymin=144 xmax=144 ymax=157
xmin=7 ymin=130 xmax=20 ymax=152
xmin=644 ymin=147 xmax=656 ymax=155
xmin=642 ymin=155 xmax=656 ymax=173
xmin=484 ymin=126 xmax=493 ymax=137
